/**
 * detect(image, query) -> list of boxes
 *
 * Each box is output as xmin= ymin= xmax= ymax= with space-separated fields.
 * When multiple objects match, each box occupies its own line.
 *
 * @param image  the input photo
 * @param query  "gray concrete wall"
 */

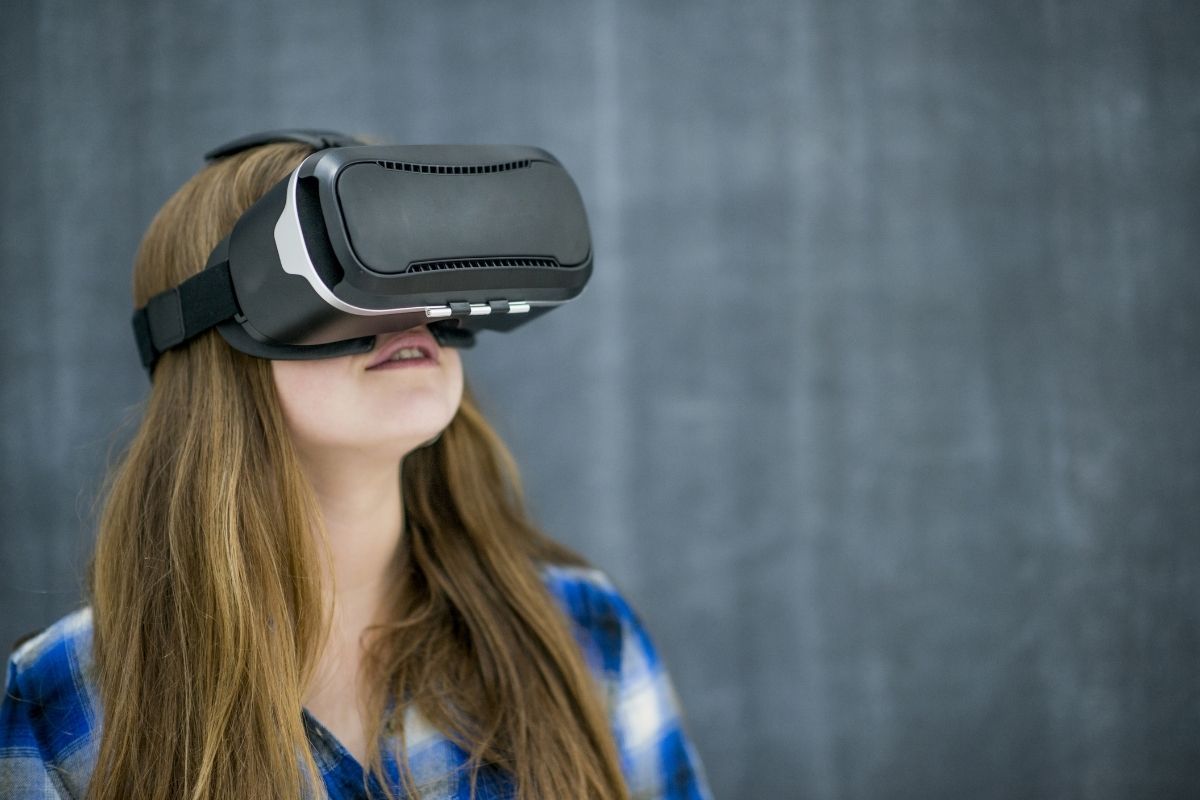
xmin=2 ymin=1 xmax=1198 ymax=797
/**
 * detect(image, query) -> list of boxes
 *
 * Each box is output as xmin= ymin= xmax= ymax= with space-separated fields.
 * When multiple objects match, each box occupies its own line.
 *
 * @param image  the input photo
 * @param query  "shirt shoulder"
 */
xmin=8 ymin=607 xmax=95 ymax=678
xmin=2 ymin=607 xmax=99 ymax=800
xmin=538 ymin=563 xmax=714 ymax=800
xmin=539 ymin=563 xmax=633 ymax=676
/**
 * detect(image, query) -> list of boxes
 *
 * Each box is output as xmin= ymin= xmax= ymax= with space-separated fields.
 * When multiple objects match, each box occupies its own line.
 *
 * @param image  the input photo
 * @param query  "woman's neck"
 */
xmin=296 ymin=448 xmax=405 ymax=756
xmin=301 ymin=448 xmax=406 ymax=627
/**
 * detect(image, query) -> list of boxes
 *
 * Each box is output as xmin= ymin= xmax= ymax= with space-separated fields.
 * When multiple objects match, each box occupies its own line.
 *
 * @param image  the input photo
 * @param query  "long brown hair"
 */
xmin=87 ymin=143 xmax=630 ymax=800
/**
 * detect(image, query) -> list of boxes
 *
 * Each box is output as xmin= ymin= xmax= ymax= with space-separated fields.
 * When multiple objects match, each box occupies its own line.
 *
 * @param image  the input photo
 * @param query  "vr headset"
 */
xmin=131 ymin=129 xmax=592 ymax=374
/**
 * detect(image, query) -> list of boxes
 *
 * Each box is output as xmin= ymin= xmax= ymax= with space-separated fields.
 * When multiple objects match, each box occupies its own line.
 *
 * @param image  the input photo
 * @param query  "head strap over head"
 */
xmin=203 ymin=129 xmax=367 ymax=161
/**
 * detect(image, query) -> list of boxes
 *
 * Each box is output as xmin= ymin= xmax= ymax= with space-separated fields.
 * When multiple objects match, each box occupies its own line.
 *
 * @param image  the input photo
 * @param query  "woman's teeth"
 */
xmin=390 ymin=347 xmax=427 ymax=361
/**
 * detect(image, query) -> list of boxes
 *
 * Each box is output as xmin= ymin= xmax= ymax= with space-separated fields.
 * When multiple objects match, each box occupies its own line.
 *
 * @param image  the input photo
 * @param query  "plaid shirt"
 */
xmin=1 ymin=564 xmax=712 ymax=799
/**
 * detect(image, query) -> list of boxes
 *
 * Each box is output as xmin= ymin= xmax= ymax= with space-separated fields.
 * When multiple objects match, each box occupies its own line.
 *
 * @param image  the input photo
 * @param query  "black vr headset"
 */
xmin=131 ymin=129 xmax=592 ymax=374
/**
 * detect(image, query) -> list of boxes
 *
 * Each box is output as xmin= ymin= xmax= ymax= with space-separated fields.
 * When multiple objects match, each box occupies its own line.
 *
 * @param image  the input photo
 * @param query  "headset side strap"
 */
xmin=131 ymin=259 xmax=240 ymax=371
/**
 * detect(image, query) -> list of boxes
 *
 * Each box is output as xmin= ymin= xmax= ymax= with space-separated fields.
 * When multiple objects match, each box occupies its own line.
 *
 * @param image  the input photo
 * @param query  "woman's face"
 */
xmin=271 ymin=324 xmax=464 ymax=462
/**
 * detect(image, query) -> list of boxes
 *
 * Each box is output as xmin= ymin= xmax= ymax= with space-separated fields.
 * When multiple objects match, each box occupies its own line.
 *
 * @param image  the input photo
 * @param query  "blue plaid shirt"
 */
xmin=1 ymin=564 xmax=712 ymax=799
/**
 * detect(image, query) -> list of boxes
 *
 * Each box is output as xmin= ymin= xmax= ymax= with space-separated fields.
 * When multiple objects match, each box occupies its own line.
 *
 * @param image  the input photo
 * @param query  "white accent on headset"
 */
xmin=274 ymin=170 xmax=423 ymax=316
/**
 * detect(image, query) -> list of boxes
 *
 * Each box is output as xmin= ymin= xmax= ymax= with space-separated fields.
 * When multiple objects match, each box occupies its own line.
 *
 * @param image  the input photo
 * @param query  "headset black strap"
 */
xmin=203 ymin=129 xmax=365 ymax=162
xmin=131 ymin=257 xmax=240 ymax=371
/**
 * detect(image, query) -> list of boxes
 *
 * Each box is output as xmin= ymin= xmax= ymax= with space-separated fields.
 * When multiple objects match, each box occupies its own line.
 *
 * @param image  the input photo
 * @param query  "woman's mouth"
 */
xmin=365 ymin=330 xmax=440 ymax=370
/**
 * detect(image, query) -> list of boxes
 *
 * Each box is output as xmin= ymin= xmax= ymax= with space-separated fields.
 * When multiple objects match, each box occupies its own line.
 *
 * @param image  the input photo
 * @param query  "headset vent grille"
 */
xmin=407 ymin=256 xmax=562 ymax=273
xmin=375 ymin=159 xmax=532 ymax=175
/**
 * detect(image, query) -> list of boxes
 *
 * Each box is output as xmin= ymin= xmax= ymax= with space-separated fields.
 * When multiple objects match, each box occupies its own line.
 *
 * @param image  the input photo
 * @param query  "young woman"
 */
xmin=0 ymin=141 xmax=712 ymax=799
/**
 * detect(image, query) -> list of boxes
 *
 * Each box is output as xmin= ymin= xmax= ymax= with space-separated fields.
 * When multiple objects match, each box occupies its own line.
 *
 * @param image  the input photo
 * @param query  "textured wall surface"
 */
xmin=3 ymin=1 xmax=1199 ymax=798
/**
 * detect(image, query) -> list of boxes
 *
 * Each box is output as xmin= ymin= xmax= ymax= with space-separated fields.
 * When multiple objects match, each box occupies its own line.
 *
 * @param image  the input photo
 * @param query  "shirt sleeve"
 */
xmin=1 ymin=657 xmax=67 ymax=799
xmin=605 ymin=590 xmax=714 ymax=800
xmin=540 ymin=564 xmax=715 ymax=800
